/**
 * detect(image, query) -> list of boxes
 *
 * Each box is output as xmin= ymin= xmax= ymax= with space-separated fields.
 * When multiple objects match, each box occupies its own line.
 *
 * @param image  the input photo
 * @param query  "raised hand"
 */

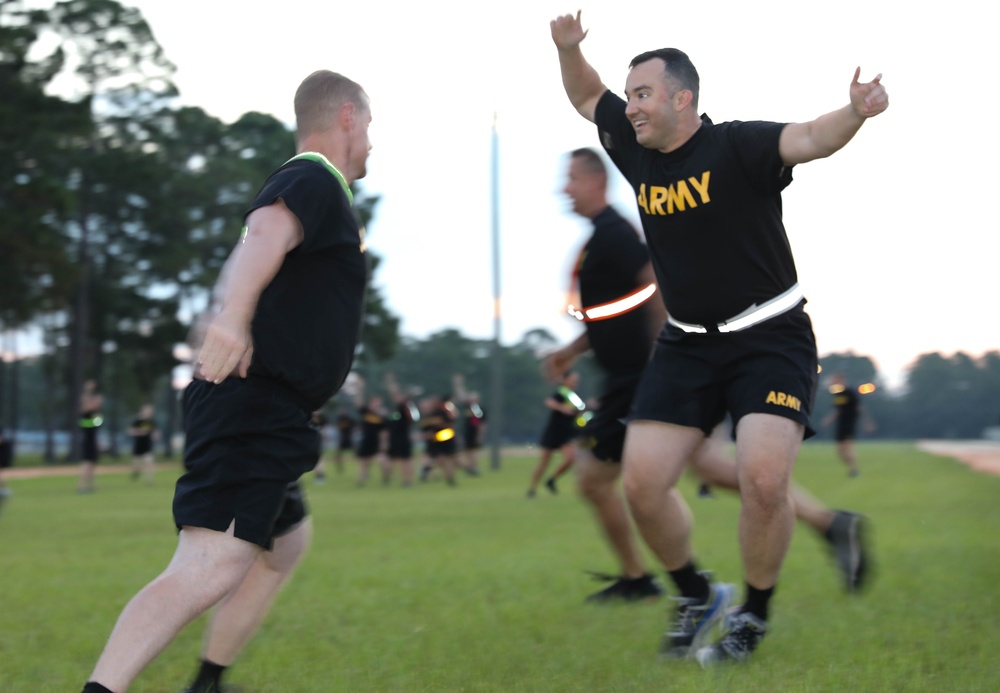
xmin=850 ymin=67 xmax=889 ymax=118
xmin=550 ymin=10 xmax=588 ymax=50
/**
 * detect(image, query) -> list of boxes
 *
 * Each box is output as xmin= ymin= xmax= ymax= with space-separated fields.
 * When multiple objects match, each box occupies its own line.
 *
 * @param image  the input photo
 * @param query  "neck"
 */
xmin=659 ymin=117 xmax=703 ymax=154
xmin=297 ymin=135 xmax=352 ymax=184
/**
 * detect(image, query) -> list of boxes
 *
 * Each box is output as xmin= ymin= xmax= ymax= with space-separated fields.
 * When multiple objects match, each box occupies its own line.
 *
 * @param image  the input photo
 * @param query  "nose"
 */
xmin=624 ymin=99 xmax=637 ymax=117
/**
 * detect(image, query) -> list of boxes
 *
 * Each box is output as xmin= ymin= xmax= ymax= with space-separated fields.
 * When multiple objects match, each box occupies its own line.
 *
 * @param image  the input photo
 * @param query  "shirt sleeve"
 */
xmin=246 ymin=161 xmax=355 ymax=254
xmin=719 ymin=120 xmax=793 ymax=196
xmin=594 ymin=90 xmax=644 ymax=178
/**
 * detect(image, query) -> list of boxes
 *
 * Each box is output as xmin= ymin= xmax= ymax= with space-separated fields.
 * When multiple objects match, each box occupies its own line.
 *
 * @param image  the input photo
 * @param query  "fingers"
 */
xmin=197 ymin=333 xmax=250 ymax=383
xmin=237 ymin=345 xmax=254 ymax=379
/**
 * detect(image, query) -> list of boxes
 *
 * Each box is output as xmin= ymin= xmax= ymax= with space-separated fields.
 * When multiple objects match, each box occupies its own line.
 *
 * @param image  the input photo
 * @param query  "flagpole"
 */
xmin=489 ymin=111 xmax=503 ymax=470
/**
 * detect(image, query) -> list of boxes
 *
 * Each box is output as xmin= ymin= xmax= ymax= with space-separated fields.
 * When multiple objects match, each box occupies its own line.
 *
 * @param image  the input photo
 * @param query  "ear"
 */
xmin=339 ymin=102 xmax=357 ymax=130
xmin=674 ymin=89 xmax=694 ymax=111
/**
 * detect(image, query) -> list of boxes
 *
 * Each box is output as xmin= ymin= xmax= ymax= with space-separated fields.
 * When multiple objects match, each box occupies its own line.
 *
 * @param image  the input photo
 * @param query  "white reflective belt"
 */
xmin=568 ymin=283 xmax=657 ymax=322
xmin=667 ymin=283 xmax=804 ymax=334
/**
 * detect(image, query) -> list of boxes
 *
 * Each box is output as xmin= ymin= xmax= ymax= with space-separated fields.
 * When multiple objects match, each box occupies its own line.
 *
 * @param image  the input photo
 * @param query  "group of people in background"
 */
xmin=310 ymin=372 xmax=487 ymax=489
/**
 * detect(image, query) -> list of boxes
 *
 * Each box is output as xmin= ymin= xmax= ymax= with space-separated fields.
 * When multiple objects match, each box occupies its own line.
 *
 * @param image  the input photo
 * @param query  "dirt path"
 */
xmin=916 ymin=440 xmax=1000 ymax=477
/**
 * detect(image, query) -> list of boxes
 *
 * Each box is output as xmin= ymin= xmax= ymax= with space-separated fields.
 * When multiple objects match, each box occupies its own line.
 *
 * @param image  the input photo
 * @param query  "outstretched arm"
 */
xmin=550 ymin=11 xmax=608 ymax=123
xmin=779 ymin=67 xmax=889 ymax=166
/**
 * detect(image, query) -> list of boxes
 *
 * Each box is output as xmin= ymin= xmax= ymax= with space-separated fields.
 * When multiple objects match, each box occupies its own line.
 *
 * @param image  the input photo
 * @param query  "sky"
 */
xmin=36 ymin=1 xmax=1000 ymax=386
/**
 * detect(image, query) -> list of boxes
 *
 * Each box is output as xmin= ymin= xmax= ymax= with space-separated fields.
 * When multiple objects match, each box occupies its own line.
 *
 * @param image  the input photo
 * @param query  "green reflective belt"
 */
xmin=286 ymin=151 xmax=353 ymax=205
xmin=80 ymin=416 xmax=103 ymax=428
xmin=558 ymin=386 xmax=587 ymax=412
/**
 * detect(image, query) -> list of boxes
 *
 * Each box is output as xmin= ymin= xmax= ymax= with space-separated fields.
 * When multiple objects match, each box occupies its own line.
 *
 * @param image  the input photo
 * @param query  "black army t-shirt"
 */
xmin=245 ymin=157 xmax=368 ymax=411
xmin=577 ymin=206 xmax=657 ymax=376
xmin=595 ymin=90 xmax=798 ymax=326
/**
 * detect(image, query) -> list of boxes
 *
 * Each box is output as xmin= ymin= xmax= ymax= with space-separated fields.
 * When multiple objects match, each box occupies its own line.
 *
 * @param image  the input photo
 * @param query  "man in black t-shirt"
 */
xmin=541 ymin=148 xmax=665 ymax=599
xmin=821 ymin=372 xmax=873 ymax=477
xmin=127 ymin=403 xmax=157 ymax=484
xmin=0 ymin=426 xmax=12 ymax=507
xmin=334 ymin=405 xmax=357 ymax=474
xmin=452 ymin=373 xmax=485 ymax=476
xmin=526 ymin=371 xmax=585 ymax=497
xmin=82 ymin=70 xmax=374 ymax=693
xmin=551 ymin=11 xmax=888 ymax=667
xmin=354 ymin=380 xmax=389 ymax=488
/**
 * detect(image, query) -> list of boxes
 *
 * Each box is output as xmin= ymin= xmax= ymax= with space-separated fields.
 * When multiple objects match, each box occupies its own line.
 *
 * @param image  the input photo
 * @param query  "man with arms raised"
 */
xmin=550 ymin=11 xmax=888 ymax=666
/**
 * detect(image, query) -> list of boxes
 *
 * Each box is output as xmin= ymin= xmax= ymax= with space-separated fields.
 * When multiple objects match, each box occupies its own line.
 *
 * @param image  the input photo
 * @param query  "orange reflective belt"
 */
xmin=567 ymin=283 xmax=657 ymax=322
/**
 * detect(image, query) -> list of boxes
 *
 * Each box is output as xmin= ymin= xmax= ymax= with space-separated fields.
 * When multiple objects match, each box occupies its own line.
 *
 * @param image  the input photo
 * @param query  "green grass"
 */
xmin=1 ymin=442 xmax=998 ymax=692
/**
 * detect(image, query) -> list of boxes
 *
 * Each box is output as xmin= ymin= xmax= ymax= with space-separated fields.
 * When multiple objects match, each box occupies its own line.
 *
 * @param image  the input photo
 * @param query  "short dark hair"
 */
xmin=629 ymin=48 xmax=700 ymax=109
xmin=294 ymin=70 xmax=368 ymax=140
xmin=569 ymin=148 xmax=607 ymax=177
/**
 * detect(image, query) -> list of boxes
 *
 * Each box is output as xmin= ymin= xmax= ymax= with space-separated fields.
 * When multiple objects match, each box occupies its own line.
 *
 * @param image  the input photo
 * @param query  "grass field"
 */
xmin=1 ymin=442 xmax=998 ymax=692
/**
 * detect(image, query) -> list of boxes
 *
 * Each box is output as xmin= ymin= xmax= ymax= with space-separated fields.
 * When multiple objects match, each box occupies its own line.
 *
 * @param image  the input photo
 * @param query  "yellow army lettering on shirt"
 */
xmin=636 ymin=171 xmax=711 ymax=216
xmin=766 ymin=391 xmax=802 ymax=411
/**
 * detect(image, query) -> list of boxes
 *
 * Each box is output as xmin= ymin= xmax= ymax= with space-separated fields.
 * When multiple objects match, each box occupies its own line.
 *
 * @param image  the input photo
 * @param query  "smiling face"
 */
xmin=624 ymin=58 xmax=683 ymax=152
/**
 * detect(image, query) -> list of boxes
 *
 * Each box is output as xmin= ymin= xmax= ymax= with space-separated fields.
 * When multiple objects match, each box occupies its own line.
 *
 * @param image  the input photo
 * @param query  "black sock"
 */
xmin=82 ymin=683 xmax=114 ymax=693
xmin=743 ymin=582 xmax=775 ymax=622
xmin=667 ymin=562 xmax=709 ymax=602
xmin=189 ymin=659 xmax=227 ymax=692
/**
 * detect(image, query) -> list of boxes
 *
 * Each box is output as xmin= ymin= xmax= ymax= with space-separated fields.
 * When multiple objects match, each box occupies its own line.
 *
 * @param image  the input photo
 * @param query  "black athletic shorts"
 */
xmin=427 ymin=436 xmax=457 ymax=458
xmin=539 ymin=420 xmax=576 ymax=450
xmin=630 ymin=307 xmax=818 ymax=438
xmin=81 ymin=430 xmax=100 ymax=463
xmin=133 ymin=439 xmax=153 ymax=456
xmin=388 ymin=436 xmax=412 ymax=459
xmin=577 ymin=372 xmax=641 ymax=463
xmin=835 ymin=418 xmax=857 ymax=442
xmin=173 ymin=377 xmax=318 ymax=550
xmin=357 ymin=435 xmax=381 ymax=458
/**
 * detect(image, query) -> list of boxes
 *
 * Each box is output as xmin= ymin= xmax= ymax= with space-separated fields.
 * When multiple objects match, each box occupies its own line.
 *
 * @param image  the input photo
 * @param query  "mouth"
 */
xmin=630 ymin=118 xmax=649 ymax=132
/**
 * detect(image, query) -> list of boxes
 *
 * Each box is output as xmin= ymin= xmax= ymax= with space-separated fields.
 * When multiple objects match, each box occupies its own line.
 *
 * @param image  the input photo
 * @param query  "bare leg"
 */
xmin=621 ymin=421 xmax=704 ymax=571
xmin=77 ymin=461 xmax=96 ymax=493
xmin=528 ymin=450 xmax=554 ymax=493
xmin=734 ymin=414 xmax=801 ymax=589
xmin=357 ymin=457 xmax=372 ymax=486
xmin=201 ymin=519 xmax=313 ymax=666
xmin=379 ymin=455 xmax=393 ymax=485
xmin=88 ymin=526 xmax=262 ymax=692
xmin=690 ymin=438 xmax=835 ymax=533
xmin=549 ymin=442 xmax=576 ymax=481
xmin=398 ymin=459 xmax=414 ymax=486
xmin=439 ymin=455 xmax=458 ymax=485
xmin=837 ymin=440 xmax=859 ymax=476
xmin=576 ymin=451 xmax=645 ymax=577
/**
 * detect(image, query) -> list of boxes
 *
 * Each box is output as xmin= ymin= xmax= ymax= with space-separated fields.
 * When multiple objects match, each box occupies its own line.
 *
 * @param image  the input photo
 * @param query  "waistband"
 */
xmin=667 ymin=283 xmax=804 ymax=334
xmin=193 ymin=373 xmax=315 ymax=414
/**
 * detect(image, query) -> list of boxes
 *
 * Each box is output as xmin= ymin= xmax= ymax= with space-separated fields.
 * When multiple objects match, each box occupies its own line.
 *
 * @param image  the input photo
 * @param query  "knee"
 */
xmin=739 ymin=467 xmax=789 ymax=513
xmin=622 ymin=467 xmax=658 ymax=513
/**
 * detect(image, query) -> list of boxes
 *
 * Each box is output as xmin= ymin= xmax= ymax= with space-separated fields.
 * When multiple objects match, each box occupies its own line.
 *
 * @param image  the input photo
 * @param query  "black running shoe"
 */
xmin=660 ymin=581 xmax=735 ymax=659
xmin=585 ymin=573 xmax=665 ymax=603
xmin=545 ymin=478 xmax=558 ymax=494
xmin=695 ymin=610 xmax=767 ymax=667
xmin=826 ymin=510 xmax=870 ymax=593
